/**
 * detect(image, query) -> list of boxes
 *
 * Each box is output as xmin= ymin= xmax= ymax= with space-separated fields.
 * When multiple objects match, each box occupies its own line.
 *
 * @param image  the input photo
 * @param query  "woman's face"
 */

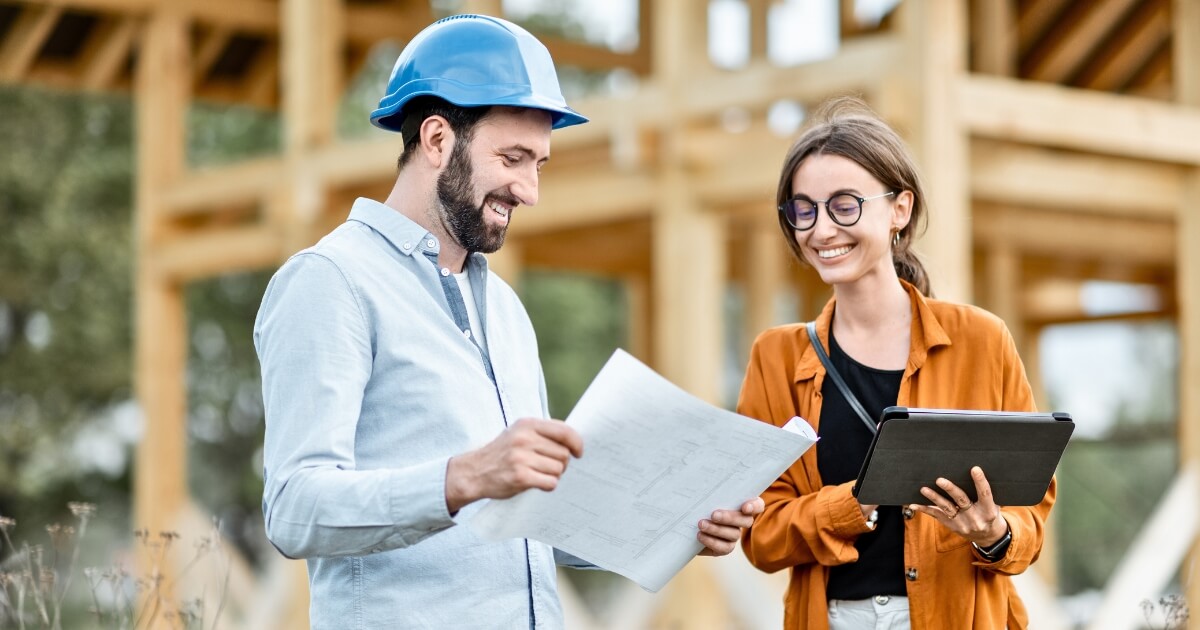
xmin=788 ymin=153 xmax=911 ymax=289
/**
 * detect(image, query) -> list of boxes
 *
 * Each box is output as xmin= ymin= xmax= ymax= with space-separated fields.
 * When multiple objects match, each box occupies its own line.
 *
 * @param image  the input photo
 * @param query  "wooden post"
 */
xmin=279 ymin=0 xmax=342 ymax=256
xmin=625 ymin=272 xmax=653 ymax=366
xmin=133 ymin=6 xmax=190 ymax=612
xmin=745 ymin=217 xmax=787 ymax=344
xmin=984 ymin=243 xmax=1021 ymax=348
xmin=1173 ymin=0 xmax=1200 ymax=616
xmin=891 ymin=0 xmax=972 ymax=303
xmin=651 ymin=0 xmax=724 ymax=404
xmin=747 ymin=0 xmax=770 ymax=61
xmin=645 ymin=3 xmax=729 ymax=617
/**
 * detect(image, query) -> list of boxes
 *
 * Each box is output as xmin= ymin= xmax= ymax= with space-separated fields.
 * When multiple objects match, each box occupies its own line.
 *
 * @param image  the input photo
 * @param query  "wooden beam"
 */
xmin=161 ymin=156 xmax=283 ymax=216
xmin=1016 ymin=0 xmax=1073 ymax=57
xmin=1076 ymin=0 xmax=1170 ymax=92
xmin=1025 ymin=0 xmax=1141 ymax=83
xmin=192 ymin=27 xmax=232 ymax=86
xmin=682 ymin=34 xmax=901 ymax=118
xmin=969 ymin=140 xmax=1184 ymax=219
xmin=973 ymin=205 xmax=1175 ymax=266
xmin=541 ymin=36 xmax=651 ymax=75
xmin=241 ymin=41 xmax=279 ymax=109
xmin=152 ymin=224 xmax=283 ymax=282
xmin=517 ymin=168 xmax=655 ymax=235
xmin=0 ymin=5 xmax=63 ymax=82
xmin=959 ymin=74 xmax=1200 ymax=165
xmin=341 ymin=1 xmax=429 ymax=49
xmin=35 ymin=0 xmax=423 ymax=48
xmin=79 ymin=16 xmax=140 ymax=90
xmin=519 ymin=218 xmax=649 ymax=277
xmin=972 ymin=0 xmax=1015 ymax=75
xmin=462 ymin=0 xmax=503 ymax=15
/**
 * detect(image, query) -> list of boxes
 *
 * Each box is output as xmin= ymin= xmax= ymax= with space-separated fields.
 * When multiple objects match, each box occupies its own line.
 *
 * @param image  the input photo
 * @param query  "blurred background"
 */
xmin=0 ymin=0 xmax=1197 ymax=628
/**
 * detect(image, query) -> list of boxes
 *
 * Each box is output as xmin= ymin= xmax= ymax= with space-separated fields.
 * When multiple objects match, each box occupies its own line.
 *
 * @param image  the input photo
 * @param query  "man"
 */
xmin=255 ymin=14 xmax=763 ymax=630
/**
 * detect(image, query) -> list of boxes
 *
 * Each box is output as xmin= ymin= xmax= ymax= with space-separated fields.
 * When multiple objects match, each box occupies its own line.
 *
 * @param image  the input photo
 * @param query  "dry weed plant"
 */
xmin=0 ymin=504 xmax=230 ymax=630
xmin=1141 ymin=594 xmax=1190 ymax=630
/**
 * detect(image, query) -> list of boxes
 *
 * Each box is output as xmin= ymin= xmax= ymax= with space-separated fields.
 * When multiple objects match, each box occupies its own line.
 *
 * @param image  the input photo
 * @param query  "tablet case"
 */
xmin=852 ymin=407 xmax=1074 ymax=506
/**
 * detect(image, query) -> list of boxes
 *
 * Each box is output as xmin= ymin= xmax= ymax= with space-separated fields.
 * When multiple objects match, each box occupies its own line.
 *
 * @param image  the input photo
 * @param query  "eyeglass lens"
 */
xmin=785 ymin=193 xmax=862 ymax=229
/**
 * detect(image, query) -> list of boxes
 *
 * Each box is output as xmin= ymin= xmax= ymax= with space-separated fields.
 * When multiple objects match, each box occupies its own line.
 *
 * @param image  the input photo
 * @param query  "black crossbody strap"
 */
xmin=806 ymin=321 xmax=877 ymax=435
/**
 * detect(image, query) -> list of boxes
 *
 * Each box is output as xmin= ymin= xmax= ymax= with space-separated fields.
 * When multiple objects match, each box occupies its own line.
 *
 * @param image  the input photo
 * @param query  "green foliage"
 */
xmin=0 ymin=86 xmax=135 ymax=546
xmin=1055 ymin=438 xmax=1177 ymax=594
xmin=521 ymin=271 xmax=628 ymax=419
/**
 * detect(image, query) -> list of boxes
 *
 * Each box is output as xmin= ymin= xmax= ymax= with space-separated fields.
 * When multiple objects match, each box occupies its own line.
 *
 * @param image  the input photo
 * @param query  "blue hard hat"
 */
xmin=370 ymin=14 xmax=589 ymax=133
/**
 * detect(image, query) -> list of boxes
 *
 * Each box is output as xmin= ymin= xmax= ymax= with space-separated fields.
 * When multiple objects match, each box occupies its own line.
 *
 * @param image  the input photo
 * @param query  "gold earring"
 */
xmin=893 ymin=231 xmax=901 ymax=247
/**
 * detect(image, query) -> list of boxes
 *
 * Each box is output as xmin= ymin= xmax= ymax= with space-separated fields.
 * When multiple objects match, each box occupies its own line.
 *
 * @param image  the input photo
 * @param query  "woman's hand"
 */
xmin=911 ymin=466 xmax=1008 ymax=546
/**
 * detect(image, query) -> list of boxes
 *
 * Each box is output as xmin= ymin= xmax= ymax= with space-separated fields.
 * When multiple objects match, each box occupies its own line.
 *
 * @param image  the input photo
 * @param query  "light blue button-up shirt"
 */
xmin=255 ymin=198 xmax=565 ymax=629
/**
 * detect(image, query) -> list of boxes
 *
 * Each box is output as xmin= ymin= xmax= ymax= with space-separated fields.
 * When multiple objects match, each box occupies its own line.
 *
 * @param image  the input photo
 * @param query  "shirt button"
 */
xmin=905 ymin=568 xmax=918 ymax=581
xmin=873 ymin=595 xmax=890 ymax=605
xmin=441 ymin=268 xmax=450 ymax=277
xmin=902 ymin=507 xmax=914 ymax=519
xmin=463 ymin=329 xmax=471 ymax=338
xmin=426 ymin=239 xmax=435 ymax=248
xmin=402 ymin=241 xmax=411 ymax=251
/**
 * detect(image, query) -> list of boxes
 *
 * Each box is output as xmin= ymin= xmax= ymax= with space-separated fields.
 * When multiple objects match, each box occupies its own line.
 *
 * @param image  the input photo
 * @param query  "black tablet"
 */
xmin=851 ymin=407 xmax=1074 ymax=506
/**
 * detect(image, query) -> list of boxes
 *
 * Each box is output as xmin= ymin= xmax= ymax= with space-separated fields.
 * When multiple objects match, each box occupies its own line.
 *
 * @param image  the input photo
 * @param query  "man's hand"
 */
xmin=445 ymin=418 xmax=583 ymax=514
xmin=696 ymin=498 xmax=765 ymax=557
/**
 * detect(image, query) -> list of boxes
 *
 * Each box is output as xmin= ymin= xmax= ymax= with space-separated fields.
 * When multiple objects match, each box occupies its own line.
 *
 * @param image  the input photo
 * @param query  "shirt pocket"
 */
xmin=935 ymin=525 xmax=971 ymax=552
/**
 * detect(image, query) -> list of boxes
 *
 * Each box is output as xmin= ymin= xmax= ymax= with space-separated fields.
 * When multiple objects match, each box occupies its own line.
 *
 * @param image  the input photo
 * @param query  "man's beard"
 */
xmin=436 ymin=139 xmax=509 ymax=254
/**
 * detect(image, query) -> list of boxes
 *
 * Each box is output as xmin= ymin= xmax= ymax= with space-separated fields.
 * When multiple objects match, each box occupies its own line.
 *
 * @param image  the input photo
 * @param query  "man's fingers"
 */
xmin=526 ymin=418 xmax=584 ymax=457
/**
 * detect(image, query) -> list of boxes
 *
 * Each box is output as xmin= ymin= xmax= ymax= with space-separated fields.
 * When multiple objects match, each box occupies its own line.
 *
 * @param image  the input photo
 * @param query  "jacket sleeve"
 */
xmin=255 ymin=253 xmax=456 ymax=560
xmin=976 ymin=323 xmax=1056 ymax=575
xmin=737 ymin=333 xmax=873 ymax=574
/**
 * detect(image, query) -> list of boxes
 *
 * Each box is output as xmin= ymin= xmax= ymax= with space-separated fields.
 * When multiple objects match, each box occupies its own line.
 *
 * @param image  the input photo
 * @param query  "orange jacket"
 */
xmin=738 ymin=281 xmax=1054 ymax=630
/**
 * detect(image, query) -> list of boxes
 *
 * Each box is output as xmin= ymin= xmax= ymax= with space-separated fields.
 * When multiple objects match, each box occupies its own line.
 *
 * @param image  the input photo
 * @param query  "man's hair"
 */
xmin=395 ymin=96 xmax=492 ymax=170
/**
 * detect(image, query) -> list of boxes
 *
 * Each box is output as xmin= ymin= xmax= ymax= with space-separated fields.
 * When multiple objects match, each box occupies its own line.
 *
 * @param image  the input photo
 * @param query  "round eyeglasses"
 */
xmin=779 ymin=191 xmax=895 ymax=231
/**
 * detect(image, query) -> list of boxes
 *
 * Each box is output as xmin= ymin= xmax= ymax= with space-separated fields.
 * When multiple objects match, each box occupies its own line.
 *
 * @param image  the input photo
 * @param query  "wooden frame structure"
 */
xmin=2 ymin=0 xmax=1198 ymax=627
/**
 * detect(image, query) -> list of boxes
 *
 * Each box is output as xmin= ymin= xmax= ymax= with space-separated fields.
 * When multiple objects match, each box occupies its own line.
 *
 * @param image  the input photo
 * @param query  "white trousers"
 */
xmin=828 ymin=595 xmax=911 ymax=630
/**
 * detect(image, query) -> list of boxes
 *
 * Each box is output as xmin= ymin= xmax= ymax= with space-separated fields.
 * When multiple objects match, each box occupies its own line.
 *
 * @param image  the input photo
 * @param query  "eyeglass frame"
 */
xmin=778 ymin=191 xmax=896 ymax=231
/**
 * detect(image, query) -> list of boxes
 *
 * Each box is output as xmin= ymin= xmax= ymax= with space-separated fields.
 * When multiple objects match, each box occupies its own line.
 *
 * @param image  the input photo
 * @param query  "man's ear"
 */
xmin=418 ymin=115 xmax=454 ymax=168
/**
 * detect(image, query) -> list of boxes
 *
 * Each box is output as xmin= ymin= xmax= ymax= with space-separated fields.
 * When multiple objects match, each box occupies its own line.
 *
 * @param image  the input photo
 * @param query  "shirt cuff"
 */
xmin=387 ymin=456 xmax=457 ymax=543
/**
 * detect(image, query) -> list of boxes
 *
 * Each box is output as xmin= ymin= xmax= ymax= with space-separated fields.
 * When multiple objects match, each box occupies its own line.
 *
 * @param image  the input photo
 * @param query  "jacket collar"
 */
xmin=794 ymin=279 xmax=952 ymax=384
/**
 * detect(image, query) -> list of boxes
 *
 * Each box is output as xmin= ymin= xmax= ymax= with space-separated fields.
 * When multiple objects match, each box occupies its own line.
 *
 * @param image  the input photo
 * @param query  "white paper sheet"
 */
xmin=471 ymin=349 xmax=817 ymax=592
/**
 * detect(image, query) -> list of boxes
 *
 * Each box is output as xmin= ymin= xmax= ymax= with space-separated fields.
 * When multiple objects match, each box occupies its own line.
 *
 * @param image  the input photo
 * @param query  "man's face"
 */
xmin=436 ymin=107 xmax=552 ymax=254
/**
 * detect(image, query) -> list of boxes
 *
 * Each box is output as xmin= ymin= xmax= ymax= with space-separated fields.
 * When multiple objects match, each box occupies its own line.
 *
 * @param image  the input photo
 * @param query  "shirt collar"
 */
xmin=346 ymin=197 xmax=491 ymax=274
xmin=347 ymin=197 xmax=441 ymax=258
xmin=794 ymin=279 xmax=951 ymax=383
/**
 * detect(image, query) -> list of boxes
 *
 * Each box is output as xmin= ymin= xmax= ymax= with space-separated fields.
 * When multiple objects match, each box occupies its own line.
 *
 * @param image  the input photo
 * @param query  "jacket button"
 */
xmin=902 ymin=507 xmax=914 ymax=519
xmin=905 ymin=568 xmax=918 ymax=581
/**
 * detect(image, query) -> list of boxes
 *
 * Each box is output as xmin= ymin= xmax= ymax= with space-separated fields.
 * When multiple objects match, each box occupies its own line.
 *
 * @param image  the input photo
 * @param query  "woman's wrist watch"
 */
xmin=972 ymin=527 xmax=1012 ymax=562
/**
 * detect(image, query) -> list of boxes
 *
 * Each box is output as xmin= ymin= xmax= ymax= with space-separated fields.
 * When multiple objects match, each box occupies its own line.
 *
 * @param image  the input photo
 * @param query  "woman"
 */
xmin=738 ymin=97 xmax=1053 ymax=629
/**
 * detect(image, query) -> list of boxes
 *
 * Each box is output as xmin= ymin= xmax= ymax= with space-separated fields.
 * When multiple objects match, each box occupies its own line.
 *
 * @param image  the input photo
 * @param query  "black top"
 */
xmin=817 ymin=330 xmax=907 ymax=600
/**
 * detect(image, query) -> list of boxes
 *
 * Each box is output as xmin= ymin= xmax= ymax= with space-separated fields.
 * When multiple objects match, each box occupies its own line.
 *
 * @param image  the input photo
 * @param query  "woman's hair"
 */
xmin=776 ymin=96 xmax=931 ymax=296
